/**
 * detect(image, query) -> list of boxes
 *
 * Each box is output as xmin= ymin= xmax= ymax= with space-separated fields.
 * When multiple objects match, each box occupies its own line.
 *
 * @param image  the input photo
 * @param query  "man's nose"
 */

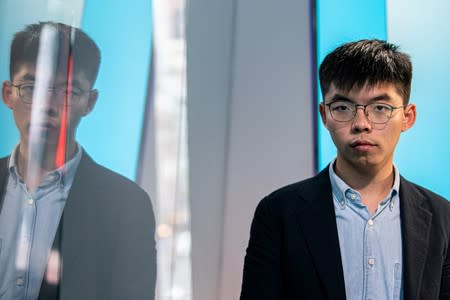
xmin=47 ymin=88 xmax=65 ymax=99
xmin=351 ymin=107 xmax=372 ymax=132
xmin=45 ymin=88 xmax=68 ymax=106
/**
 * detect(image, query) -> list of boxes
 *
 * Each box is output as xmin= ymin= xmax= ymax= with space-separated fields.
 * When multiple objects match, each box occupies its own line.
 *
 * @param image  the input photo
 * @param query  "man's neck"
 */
xmin=334 ymin=157 xmax=395 ymax=213
xmin=16 ymin=141 xmax=78 ymax=191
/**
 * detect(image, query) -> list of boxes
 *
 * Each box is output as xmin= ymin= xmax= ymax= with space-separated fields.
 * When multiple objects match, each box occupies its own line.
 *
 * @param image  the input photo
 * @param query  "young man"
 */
xmin=0 ymin=22 xmax=156 ymax=299
xmin=240 ymin=40 xmax=450 ymax=299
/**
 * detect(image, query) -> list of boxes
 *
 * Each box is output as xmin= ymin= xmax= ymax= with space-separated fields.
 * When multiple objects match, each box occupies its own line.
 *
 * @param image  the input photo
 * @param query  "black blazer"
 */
xmin=0 ymin=152 xmax=156 ymax=300
xmin=240 ymin=168 xmax=450 ymax=300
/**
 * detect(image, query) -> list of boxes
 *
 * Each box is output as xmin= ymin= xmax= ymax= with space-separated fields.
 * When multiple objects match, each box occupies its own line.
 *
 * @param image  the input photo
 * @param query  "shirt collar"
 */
xmin=329 ymin=158 xmax=400 ymax=209
xmin=8 ymin=144 xmax=82 ymax=188
xmin=8 ymin=145 xmax=21 ymax=185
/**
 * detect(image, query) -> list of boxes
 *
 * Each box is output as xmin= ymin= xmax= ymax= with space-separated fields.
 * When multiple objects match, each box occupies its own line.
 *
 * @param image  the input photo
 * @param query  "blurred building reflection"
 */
xmin=150 ymin=0 xmax=191 ymax=299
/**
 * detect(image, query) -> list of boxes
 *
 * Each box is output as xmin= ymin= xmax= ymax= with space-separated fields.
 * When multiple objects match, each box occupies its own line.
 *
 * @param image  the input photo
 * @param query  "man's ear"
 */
xmin=82 ymin=89 xmax=98 ymax=116
xmin=401 ymin=103 xmax=416 ymax=132
xmin=2 ymin=80 xmax=14 ymax=109
xmin=319 ymin=102 xmax=328 ymax=127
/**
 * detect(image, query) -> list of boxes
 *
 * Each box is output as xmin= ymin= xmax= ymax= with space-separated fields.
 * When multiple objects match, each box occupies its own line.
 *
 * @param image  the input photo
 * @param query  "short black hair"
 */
xmin=10 ymin=21 xmax=101 ymax=86
xmin=319 ymin=39 xmax=412 ymax=104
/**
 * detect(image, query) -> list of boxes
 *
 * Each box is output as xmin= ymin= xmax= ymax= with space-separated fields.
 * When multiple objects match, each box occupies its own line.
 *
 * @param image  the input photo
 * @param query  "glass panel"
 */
xmin=0 ymin=1 xmax=159 ymax=299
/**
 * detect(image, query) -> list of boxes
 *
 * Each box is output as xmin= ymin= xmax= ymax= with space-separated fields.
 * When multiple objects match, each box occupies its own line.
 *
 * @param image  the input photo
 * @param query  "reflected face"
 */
xmin=319 ymin=82 xmax=416 ymax=171
xmin=2 ymin=64 xmax=98 ymax=149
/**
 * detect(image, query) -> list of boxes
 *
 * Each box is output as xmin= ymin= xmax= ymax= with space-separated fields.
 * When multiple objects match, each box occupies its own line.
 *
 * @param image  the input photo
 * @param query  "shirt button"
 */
xmin=27 ymin=198 xmax=34 ymax=205
xmin=368 ymin=219 xmax=374 ymax=226
xmin=350 ymin=194 xmax=356 ymax=200
xmin=16 ymin=277 xmax=25 ymax=286
xmin=368 ymin=258 xmax=375 ymax=266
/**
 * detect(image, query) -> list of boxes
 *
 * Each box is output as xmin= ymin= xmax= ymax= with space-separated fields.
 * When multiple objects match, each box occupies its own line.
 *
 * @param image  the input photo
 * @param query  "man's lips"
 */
xmin=29 ymin=121 xmax=59 ymax=131
xmin=350 ymin=140 xmax=377 ymax=151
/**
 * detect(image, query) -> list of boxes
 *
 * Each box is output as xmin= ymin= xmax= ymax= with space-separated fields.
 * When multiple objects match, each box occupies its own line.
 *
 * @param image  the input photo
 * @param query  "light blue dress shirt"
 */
xmin=0 ymin=145 xmax=81 ymax=300
xmin=329 ymin=161 xmax=403 ymax=300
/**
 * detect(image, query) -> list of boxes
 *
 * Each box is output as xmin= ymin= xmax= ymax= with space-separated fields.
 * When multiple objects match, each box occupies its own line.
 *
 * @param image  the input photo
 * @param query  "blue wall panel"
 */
xmin=387 ymin=0 xmax=450 ymax=199
xmin=80 ymin=0 xmax=152 ymax=180
xmin=317 ymin=0 xmax=449 ymax=199
xmin=0 ymin=0 xmax=85 ymax=157
xmin=316 ymin=0 xmax=387 ymax=169
xmin=0 ymin=1 xmax=152 ymax=181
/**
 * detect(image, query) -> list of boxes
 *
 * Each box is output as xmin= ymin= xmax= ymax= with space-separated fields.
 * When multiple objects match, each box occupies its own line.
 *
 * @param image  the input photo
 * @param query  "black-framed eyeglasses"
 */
xmin=11 ymin=82 xmax=90 ymax=105
xmin=325 ymin=101 xmax=407 ymax=124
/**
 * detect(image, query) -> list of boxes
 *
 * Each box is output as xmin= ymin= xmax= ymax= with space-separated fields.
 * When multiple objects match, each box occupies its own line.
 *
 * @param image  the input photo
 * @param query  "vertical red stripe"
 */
xmin=55 ymin=54 xmax=73 ymax=168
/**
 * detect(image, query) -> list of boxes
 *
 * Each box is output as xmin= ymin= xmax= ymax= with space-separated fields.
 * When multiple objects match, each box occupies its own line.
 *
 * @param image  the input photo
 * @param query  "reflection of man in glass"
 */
xmin=0 ymin=22 xmax=156 ymax=299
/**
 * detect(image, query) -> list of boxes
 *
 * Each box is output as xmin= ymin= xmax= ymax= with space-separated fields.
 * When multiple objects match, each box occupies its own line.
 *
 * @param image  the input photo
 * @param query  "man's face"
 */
xmin=2 ymin=63 xmax=98 ymax=149
xmin=319 ymin=82 xmax=416 ymax=172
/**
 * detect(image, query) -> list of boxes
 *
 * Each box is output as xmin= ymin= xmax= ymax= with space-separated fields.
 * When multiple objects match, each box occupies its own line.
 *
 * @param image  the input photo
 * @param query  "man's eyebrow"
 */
xmin=16 ymin=74 xmax=86 ymax=89
xmin=16 ymin=73 xmax=35 ymax=82
xmin=53 ymin=79 xmax=84 ymax=90
xmin=369 ymin=93 xmax=392 ymax=102
xmin=327 ymin=94 xmax=352 ymax=102
xmin=326 ymin=93 xmax=394 ymax=103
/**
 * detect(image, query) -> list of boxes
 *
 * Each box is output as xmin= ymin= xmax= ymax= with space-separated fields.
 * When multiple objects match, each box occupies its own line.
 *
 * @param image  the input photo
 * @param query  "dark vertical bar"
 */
xmin=309 ymin=0 xmax=319 ymax=174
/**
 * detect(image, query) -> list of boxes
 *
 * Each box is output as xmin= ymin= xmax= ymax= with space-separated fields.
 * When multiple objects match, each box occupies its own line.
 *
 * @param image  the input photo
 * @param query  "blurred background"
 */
xmin=1 ymin=0 xmax=449 ymax=299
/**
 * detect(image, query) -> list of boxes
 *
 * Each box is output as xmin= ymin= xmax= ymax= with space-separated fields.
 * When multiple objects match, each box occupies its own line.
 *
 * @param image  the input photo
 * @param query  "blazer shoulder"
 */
xmin=0 ymin=156 xmax=10 ymax=179
xmin=0 ymin=156 xmax=10 ymax=196
xmin=401 ymin=177 xmax=450 ymax=209
xmin=77 ymin=152 xmax=151 ymax=203
xmin=260 ymin=168 xmax=330 ymax=211
xmin=0 ymin=156 xmax=9 ymax=167
xmin=401 ymin=177 xmax=450 ymax=231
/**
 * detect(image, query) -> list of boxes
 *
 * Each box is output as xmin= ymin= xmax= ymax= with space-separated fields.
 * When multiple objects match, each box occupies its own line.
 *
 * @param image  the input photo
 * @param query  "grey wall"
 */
xmin=186 ymin=0 xmax=236 ymax=299
xmin=186 ymin=0 xmax=315 ymax=299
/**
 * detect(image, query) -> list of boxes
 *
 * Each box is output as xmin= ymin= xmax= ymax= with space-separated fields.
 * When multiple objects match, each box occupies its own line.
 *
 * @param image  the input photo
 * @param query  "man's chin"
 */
xmin=340 ymin=153 xmax=380 ymax=169
xmin=26 ymin=132 xmax=59 ymax=147
xmin=352 ymin=157 xmax=390 ymax=172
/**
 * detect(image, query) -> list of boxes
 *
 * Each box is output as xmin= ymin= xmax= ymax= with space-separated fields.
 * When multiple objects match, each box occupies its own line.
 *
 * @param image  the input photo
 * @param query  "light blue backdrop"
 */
xmin=386 ymin=0 xmax=450 ymax=199
xmin=0 ymin=0 xmax=85 ymax=158
xmin=0 ymin=0 xmax=152 ymax=180
xmin=80 ymin=0 xmax=153 ymax=180
xmin=317 ymin=0 xmax=450 ymax=199
xmin=316 ymin=0 xmax=387 ymax=168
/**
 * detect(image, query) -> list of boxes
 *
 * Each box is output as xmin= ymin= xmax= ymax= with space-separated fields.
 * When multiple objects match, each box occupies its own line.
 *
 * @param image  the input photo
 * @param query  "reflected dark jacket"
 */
xmin=240 ymin=167 xmax=450 ymax=300
xmin=0 ymin=151 xmax=156 ymax=300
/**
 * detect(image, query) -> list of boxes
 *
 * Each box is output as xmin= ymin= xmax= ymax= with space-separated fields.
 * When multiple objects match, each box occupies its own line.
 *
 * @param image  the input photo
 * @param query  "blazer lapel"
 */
xmin=59 ymin=152 xmax=95 ymax=282
xmin=399 ymin=177 xmax=432 ymax=300
xmin=38 ymin=153 xmax=94 ymax=298
xmin=0 ymin=157 xmax=10 ymax=212
xmin=295 ymin=168 xmax=346 ymax=299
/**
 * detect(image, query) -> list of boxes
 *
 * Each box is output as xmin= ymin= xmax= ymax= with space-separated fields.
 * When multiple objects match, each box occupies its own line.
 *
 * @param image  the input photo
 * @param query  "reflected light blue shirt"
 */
xmin=0 ymin=145 xmax=81 ymax=300
xmin=329 ymin=161 xmax=403 ymax=300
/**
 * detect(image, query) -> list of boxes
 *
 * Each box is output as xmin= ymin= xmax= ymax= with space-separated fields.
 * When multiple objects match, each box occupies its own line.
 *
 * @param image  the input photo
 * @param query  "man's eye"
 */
xmin=332 ymin=105 xmax=351 ymax=112
xmin=21 ymin=85 xmax=34 ymax=93
xmin=373 ymin=105 xmax=390 ymax=112
xmin=71 ymin=90 xmax=83 ymax=97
